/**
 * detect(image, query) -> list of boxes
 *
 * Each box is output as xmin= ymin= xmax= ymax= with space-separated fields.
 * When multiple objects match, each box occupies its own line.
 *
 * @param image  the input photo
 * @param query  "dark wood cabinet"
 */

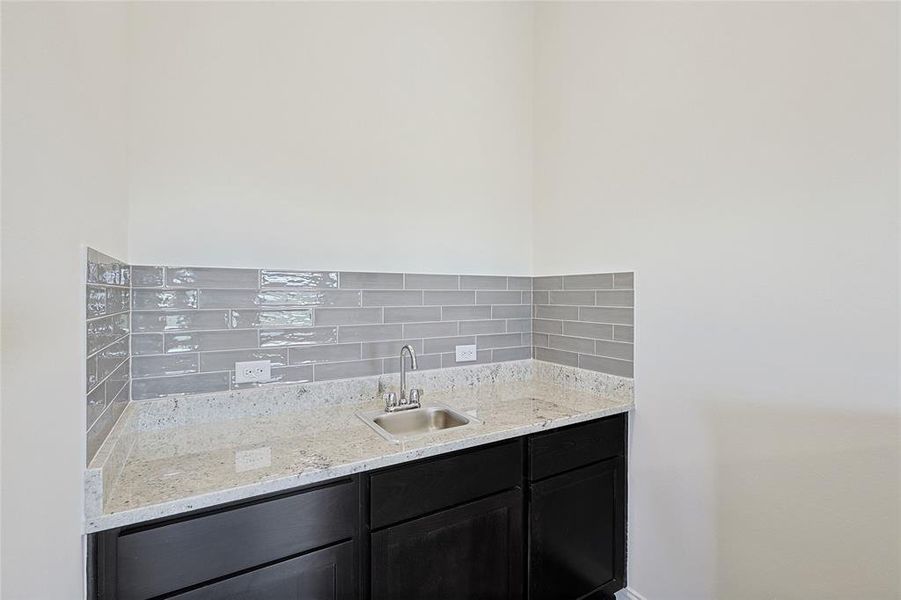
xmin=371 ymin=489 xmax=523 ymax=600
xmin=528 ymin=459 xmax=625 ymax=600
xmin=171 ymin=541 xmax=355 ymax=600
xmin=88 ymin=414 xmax=627 ymax=600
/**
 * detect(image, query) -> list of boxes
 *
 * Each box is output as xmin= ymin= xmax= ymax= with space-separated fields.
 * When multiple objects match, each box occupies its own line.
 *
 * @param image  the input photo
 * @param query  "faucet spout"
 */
xmin=399 ymin=344 xmax=418 ymax=402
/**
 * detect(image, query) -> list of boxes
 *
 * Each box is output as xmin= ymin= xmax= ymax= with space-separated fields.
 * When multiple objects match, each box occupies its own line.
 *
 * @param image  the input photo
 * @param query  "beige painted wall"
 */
xmin=1 ymin=3 xmax=130 ymax=598
xmin=533 ymin=3 xmax=899 ymax=598
xmin=126 ymin=2 xmax=534 ymax=275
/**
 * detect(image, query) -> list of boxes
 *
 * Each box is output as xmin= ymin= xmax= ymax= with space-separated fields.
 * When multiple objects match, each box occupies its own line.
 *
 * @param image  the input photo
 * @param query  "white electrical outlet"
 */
xmin=235 ymin=360 xmax=271 ymax=384
xmin=455 ymin=344 xmax=477 ymax=362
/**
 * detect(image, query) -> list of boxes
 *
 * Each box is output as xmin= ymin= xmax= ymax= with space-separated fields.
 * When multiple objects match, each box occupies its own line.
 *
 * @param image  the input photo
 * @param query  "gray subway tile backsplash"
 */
xmin=87 ymin=263 xmax=635 ymax=436
xmin=532 ymin=271 xmax=634 ymax=378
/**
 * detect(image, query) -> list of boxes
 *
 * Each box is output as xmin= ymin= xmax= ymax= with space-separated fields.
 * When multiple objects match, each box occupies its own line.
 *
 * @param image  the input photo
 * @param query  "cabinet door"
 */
xmin=171 ymin=541 xmax=355 ymax=600
xmin=371 ymin=489 xmax=523 ymax=600
xmin=528 ymin=459 xmax=625 ymax=600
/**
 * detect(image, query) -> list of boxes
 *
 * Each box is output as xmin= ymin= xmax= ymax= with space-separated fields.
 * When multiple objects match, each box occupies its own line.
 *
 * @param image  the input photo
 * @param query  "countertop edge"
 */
xmin=84 ymin=400 xmax=633 ymax=534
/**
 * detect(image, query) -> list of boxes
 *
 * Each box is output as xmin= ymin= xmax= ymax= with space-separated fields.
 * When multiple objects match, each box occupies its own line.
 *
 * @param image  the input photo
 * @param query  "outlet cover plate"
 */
xmin=235 ymin=360 xmax=272 ymax=384
xmin=455 ymin=344 xmax=478 ymax=362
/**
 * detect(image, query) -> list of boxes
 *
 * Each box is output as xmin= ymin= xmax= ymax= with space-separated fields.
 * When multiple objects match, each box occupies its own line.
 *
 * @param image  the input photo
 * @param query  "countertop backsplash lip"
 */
xmin=83 ymin=359 xmax=633 ymax=533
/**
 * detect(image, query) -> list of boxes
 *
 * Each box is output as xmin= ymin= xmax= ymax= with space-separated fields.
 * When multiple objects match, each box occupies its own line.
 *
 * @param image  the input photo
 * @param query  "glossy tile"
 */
xmin=423 ymin=335 xmax=476 ymax=354
xmin=165 ymin=330 xmax=258 ymax=354
xmin=594 ymin=291 xmax=634 ymax=307
xmin=288 ymin=343 xmax=362 ymax=365
xmin=613 ymin=272 xmax=634 ymax=289
xmin=491 ymin=305 xmax=530 ymax=319
xmin=259 ymin=327 xmax=338 ymax=347
xmin=337 ymin=324 xmax=403 ymax=343
xmin=132 ymin=333 xmax=164 ymax=356
xmin=199 ymin=289 xmax=361 ymax=309
xmin=578 ymin=307 xmax=633 ymax=325
xmin=579 ymin=354 xmax=633 ymax=377
xmin=505 ymin=319 xmax=532 ymax=333
xmin=166 ymin=267 xmax=259 ymax=289
xmin=561 ymin=321 xmax=614 ymax=340
xmin=613 ymin=325 xmax=634 ymax=342
xmin=460 ymin=275 xmax=508 ymax=290
xmin=383 ymin=306 xmax=442 ymax=323
xmin=132 ymin=289 xmax=198 ymax=310
xmin=133 ymin=354 xmax=199 ymax=378
xmin=314 ymin=359 xmax=382 ymax=381
xmin=86 ymin=313 xmax=129 ymax=356
xmin=563 ymin=274 xmax=613 ymax=290
xmin=260 ymin=270 xmax=338 ymax=289
xmin=231 ymin=309 xmax=313 ymax=329
xmin=200 ymin=349 xmax=289 ymax=372
xmin=361 ymin=339 xmax=423 ymax=359
xmin=339 ymin=272 xmax=403 ymax=289
xmin=404 ymin=274 xmax=459 ymax=290
xmin=132 ymin=372 xmax=230 ymax=400
xmin=492 ymin=346 xmax=531 ymax=362
xmin=362 ymin=290 xmax=422 ymax=307
xmin=535 ymin=305 xmax=579 ymax=320
xmin=314 ymin=308 xmax=382 ymax=326
xmin=475 ymin=291 xmax=522 ymax=305
xmin=459 ymin=320 xmax=506 ymax=335
xmin=548 ymin=291 xmax=595 ymax=306
xmin=132 ymin=310 xmax=230 ymax=333
xmin=131 ymin=265 xmax=164 ymax=287
xmin=441 ymin=306 xmax=491 ymax=321
xmin=507 ymin=277 xmax=532 ymax=291
xmin=535 ymin=347 xmax=578 ymax=367
xmin=547 ymin=334 xmax=595 ymax=354
xmin=594 ymin=340 xmax=634 ymax=361
xmin=232 ymin=365 xmax=314 ymax=389
xmin=87 ymin=249 xmax=130 ymax=287
xmin=423 ymin=291 xmax=474 ymax=306
xmin=533 ymin=319 xmax=563 ymax=334
xmin=475 ymin=333 xmax=522 ymax=349
xmin=402 ymin=322 xmax=459 ymax=339
xmin=533 ymin=276 xmax=563 ymax=291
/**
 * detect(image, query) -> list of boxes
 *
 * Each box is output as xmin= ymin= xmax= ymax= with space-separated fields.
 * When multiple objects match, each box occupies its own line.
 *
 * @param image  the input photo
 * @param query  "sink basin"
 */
xmin=358 ymin=403 xmax=478 ymax=443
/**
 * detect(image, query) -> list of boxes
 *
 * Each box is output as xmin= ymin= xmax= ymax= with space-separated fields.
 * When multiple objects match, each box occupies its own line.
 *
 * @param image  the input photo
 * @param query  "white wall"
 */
xmin=1 ymin=3 xmax=130 ymax=598
xmin=126 ymin=2 xmax=534 ymax=275
xmin=534 ymin=3 xmax=899 ymax=599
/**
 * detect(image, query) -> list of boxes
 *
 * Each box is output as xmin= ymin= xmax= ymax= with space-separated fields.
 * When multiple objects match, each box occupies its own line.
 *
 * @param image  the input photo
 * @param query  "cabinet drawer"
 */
xmin=370 ymin=440 xmax=522 ymax=530
xmin=170 ymin=541 xmax=355 ymax=600
xmin=117 ymin=479 xmax=357 ymax=600
xmin=528 ymin=414 xmax=625 ymax=481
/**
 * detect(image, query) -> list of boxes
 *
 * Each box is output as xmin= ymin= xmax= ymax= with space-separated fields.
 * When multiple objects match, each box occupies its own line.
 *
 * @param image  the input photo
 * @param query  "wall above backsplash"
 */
xmin=130 ymin=266 xmax=534 ymax=400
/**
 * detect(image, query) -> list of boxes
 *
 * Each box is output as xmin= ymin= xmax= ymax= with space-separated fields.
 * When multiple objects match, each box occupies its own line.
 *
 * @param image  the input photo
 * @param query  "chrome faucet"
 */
xmin=384 ymin=344 xmax=422 ymax=412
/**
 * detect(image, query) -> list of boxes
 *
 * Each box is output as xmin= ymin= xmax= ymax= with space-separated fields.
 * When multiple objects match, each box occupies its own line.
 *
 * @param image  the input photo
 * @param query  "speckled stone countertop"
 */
xmin=84 ymin=360 xmax=633 ymax=533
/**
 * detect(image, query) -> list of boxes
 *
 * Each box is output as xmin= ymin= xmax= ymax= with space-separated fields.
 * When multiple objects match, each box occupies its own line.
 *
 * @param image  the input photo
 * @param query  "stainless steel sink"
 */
xmin=357 ymin=403 xmax=478 ymax=443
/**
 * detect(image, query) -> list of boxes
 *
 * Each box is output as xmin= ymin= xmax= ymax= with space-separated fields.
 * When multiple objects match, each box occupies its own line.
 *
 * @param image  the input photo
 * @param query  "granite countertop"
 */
xmin=85 ymin=360 xmax=633 ymax=533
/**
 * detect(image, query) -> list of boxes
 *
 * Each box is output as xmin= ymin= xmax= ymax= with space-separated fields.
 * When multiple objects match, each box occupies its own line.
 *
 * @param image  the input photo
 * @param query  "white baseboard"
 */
xmin=616 ymin=587 xmax=649 ymax=600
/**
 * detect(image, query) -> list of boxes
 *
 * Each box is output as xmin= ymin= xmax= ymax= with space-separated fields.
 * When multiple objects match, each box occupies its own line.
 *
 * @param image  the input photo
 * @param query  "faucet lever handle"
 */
xmin=408 ymin=388 xmax=422 ymax=406
xmin=383 ymin=392 xmax=397 ymax=409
